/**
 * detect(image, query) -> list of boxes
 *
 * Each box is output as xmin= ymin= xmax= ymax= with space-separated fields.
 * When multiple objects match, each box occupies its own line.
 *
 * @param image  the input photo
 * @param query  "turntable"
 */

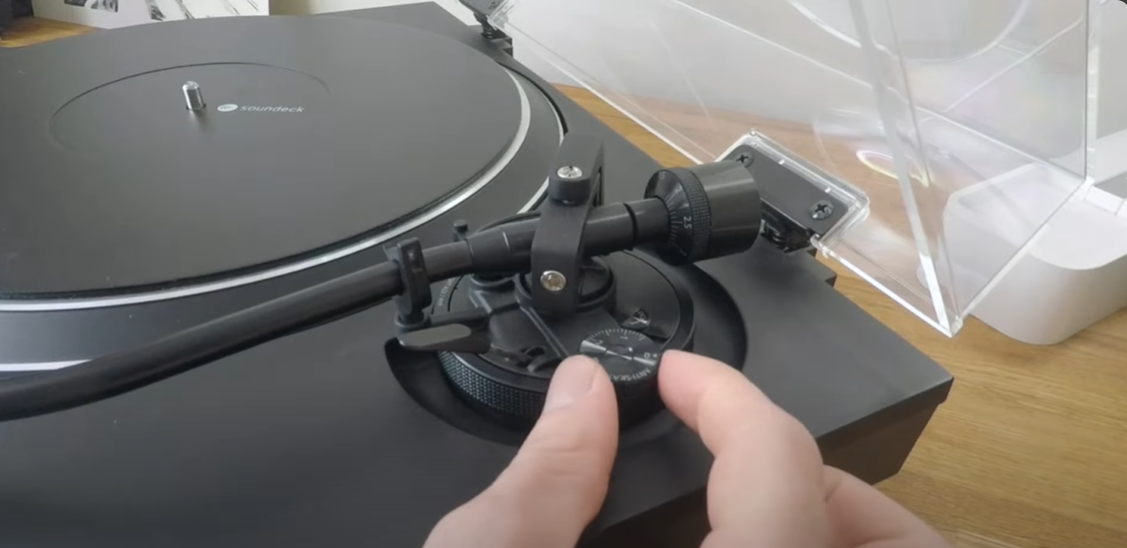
xmin=0 ymin=2 xmax=959 ymax=547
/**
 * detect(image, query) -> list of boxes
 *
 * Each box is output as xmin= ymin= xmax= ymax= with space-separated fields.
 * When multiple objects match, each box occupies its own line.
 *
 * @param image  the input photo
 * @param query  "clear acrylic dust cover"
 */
xmin=490 ymin=0 xmax=1106 ymax=335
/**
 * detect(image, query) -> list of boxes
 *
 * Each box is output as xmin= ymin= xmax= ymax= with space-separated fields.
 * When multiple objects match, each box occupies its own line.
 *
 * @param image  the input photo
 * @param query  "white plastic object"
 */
xmin=948 ymin=127 xmax=1127 ymax=344
xmin=945 ymin=0 xmax=1127 ymax=344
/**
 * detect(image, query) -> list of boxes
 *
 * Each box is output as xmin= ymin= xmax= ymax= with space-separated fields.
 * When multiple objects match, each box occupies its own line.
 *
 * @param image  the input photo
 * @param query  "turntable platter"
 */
xmin=0 ymin=16 xmax=529 ymax=298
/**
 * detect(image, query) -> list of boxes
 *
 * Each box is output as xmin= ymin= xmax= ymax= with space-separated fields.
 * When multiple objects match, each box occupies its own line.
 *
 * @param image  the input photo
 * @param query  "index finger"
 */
xmin=658 ymin=350 xmax=828 ymax=548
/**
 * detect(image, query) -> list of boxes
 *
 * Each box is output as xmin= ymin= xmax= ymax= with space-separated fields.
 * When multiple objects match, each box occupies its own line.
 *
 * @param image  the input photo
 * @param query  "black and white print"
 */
xmin=59 ymin=0 xmax=265 ymax=22
xmin=144 ymin=0 xmax=264 ymax=21
xmin=64 ymin=0 xmax=119 ymax=12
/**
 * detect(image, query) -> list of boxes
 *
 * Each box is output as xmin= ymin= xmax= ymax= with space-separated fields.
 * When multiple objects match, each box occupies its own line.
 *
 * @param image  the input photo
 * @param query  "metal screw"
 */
xmin=810 ymin=201 xmax=835 ymax=220
xmin=735 ymin=152 xmax=753 ymax=166
xmin=557 ymin=166 xmax=584 ymax=180
xmin=540 ymin=270 xmax=567 ymax=292
xmin=182 ymin=81 xmax=205 ymax=112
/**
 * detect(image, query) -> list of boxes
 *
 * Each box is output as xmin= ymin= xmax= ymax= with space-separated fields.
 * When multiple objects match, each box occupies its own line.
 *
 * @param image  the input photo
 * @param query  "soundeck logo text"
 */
xmin=216 ymin=104 xmax=304 ymax=113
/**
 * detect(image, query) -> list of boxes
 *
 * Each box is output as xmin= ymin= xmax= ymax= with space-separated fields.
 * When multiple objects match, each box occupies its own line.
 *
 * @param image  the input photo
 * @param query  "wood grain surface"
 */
xmin=6 ymin=16 xmax=1127 ymax=548
xmin=0 ymin=17 xmax=93 ymax=48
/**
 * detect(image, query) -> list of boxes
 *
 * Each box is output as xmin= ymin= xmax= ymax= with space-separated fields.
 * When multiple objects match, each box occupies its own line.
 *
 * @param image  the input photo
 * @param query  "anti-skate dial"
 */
xmin=580 ymin=329 xmax=663 ymax=420
xmin=437 ymin=253 xmax=690 ymax=431
xmin=580 ymin=329 xmax=661 ymax=375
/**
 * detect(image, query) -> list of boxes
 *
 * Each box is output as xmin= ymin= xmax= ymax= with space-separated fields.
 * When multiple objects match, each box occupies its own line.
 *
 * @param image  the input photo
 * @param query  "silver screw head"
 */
xmin=540 ymin=270 xmax=567 ymax=292
xmin=557 ymin=166 xmax=584 ymax=180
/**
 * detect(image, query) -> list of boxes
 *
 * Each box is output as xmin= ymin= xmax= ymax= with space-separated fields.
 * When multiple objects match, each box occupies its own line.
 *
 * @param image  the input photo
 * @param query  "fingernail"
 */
xmin=543 ymin=357 xmax=599 ymax=413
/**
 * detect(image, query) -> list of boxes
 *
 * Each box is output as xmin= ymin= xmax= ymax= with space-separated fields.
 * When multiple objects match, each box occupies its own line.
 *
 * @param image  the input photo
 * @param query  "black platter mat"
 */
xmin=0 ymin=16 xmax=523 ymax=296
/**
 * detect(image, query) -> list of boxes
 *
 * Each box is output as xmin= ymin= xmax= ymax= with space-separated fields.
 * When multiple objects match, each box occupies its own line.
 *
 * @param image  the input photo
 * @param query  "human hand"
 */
xmin=423 ymin=351 xmax=952 ymax=548
xmin=657 ymin=351 xmax=951 ymax=548
xmin=423 ymin=354 xmax=619 ymax=548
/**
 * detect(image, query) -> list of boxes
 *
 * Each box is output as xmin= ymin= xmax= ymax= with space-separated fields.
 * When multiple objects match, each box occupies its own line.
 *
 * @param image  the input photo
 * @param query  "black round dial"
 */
xmin=580 ymin=329 xmax=660 ymax=381
xmin=580 ymin=328 xmax=663 ymax=423
xmin=436 ymin=253 xmax=688 ymax=431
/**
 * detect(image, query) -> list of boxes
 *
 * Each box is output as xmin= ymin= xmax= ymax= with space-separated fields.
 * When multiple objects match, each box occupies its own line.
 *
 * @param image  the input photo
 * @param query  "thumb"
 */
xmin=424 ymin=356 xmax=620 ymax=548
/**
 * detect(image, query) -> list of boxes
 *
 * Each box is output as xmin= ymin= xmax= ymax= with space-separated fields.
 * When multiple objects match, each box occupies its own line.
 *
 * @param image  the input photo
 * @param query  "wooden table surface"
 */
xmin=5 ymin=16 xmax=1127 ymax=548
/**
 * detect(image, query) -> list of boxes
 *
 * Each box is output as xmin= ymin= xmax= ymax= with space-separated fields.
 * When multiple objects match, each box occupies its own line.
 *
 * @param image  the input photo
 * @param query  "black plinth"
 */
xmin=0 ymin=4 xmax=952 ymax=548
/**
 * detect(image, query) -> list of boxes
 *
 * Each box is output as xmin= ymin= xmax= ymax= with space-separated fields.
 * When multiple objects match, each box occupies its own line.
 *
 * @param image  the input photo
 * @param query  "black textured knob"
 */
xmin=436 ymin=254 xmax=692 ymax=431
xmin=644 ymin=161 xmax=762 ymax=265
xmin=439 ymin=327 xmax=665 ymax=430
xmin=579 ymin=328 xmax=663 ymax=424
